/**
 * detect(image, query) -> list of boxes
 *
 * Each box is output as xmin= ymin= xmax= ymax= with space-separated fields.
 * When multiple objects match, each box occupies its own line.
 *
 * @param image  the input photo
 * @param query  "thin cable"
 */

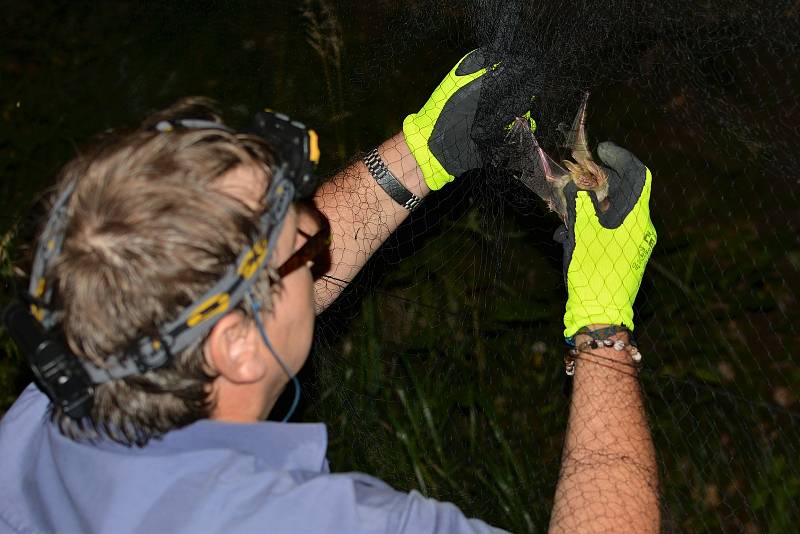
xmin=246 ymin=290 xmax=301 ymax=422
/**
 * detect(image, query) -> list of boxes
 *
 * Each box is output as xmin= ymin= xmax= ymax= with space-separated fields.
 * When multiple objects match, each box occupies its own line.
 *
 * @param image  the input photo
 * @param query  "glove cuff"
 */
xmin=402 ymin=113 xmax=453 ymax=190
xmin=563 ymin=302 xmax=634 ymax=339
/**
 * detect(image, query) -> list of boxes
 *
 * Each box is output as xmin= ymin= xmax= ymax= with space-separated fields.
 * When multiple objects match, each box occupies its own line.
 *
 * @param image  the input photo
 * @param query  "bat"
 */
xmin=507 ymin=92 xmax=610 ymax=222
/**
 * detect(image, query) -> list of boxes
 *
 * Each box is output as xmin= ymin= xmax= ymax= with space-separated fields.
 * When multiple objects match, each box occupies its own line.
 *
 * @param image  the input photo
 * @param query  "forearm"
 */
xmin=549 ymin=328 xmax=659 ymax=533
xmin=313 ymin=132 xmax=429 ymax=312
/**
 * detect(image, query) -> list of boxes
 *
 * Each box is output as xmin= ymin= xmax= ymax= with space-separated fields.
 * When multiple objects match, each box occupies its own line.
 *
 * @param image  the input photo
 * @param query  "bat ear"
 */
xmin=561 ymin=92 xmax=590 ymax=155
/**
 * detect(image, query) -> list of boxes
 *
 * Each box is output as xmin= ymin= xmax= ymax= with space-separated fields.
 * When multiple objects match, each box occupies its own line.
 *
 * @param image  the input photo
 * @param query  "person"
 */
xmin=0 ymin=50 xmax=658 ymax=533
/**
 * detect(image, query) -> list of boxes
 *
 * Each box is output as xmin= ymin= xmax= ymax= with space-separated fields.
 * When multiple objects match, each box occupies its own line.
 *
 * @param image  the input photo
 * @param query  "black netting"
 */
xmin=1 ymin=0 xmax=798 ymax=531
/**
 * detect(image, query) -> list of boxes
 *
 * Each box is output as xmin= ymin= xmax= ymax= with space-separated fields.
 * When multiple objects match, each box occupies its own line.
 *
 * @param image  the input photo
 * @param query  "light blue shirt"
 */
xmin=0 ymin=385 xmax=505 ymax=533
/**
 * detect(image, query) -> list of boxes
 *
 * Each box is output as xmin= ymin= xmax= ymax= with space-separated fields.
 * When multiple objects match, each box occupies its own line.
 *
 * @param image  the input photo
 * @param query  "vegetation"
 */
xmin=2 ymin=1 xmax=798 ymax=531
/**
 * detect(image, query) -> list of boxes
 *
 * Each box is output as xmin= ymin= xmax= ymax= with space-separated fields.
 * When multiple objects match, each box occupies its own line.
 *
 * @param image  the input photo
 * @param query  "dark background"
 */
xmin=2 ymin=1 xmax=799 ymax=531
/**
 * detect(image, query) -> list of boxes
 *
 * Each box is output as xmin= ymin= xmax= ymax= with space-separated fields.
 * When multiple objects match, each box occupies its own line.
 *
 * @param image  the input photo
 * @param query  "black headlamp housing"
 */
xmin=3 ymin=302 xmax=94 ymax=420
xmin=247 ymin=110 xmax=321 ymax=200
xmin=3 ymin=108 xmax=322 ymax=420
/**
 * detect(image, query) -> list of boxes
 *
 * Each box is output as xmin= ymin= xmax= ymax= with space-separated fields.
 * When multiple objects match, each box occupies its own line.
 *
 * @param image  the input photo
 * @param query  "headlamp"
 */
xmin=2 ymin=109 xmax=322 ymax=420
xmin=247 ymin=110 xmax=320 ymax=199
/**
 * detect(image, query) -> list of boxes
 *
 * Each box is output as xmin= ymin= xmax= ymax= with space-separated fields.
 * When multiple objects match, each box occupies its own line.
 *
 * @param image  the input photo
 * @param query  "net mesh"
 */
xmin=1 ymin=0 xmax=799 ymax=531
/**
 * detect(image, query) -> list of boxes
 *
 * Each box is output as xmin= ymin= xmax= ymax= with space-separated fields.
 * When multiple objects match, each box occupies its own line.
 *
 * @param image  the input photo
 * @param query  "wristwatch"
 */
xmin=363 ymin=147 xmax=422 ymax=212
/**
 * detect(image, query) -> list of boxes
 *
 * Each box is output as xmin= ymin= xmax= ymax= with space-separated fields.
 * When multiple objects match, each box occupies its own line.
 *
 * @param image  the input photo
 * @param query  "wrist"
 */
xmin=567 ymin=324 xmax=641 ymax=376
xmin=377 ymin=132 xmax=430 ymax=199
xmin=573 ymin=324 xmax=630 ymax=347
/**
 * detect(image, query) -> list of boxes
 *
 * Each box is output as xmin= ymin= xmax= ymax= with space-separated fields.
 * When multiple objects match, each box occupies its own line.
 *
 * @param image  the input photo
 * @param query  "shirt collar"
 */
xmin=91 ymin=419 xmax=329 ymax=473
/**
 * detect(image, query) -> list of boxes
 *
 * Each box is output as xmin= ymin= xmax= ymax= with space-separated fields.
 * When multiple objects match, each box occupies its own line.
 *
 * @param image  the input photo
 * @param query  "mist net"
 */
xmin=306 ymin=1 xmax=800 ymax=531
xmin=1 ymin=0 xmax=798 ymax=531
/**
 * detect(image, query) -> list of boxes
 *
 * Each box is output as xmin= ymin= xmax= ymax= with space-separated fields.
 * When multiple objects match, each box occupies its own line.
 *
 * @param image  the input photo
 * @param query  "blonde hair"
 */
xmin=46 ymin=97 xmax=276 ymax=446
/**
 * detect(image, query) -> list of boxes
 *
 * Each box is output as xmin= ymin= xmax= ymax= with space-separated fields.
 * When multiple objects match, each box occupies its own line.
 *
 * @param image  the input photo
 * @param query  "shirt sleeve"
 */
xmin=386 ymin=488 xmax=509 ymax=534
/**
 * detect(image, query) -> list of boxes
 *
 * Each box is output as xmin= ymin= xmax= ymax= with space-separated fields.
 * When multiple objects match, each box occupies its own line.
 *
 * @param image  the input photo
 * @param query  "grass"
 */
xmin=0 ymin=242 xmax=27 ymax=409
xmin=2 ymin=1 xmax=799 ymax=531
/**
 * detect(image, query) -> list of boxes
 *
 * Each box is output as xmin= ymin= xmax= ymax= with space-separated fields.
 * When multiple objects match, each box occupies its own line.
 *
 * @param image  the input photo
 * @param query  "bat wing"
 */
xmin=506 ymin=118 xmax=571 ymax=221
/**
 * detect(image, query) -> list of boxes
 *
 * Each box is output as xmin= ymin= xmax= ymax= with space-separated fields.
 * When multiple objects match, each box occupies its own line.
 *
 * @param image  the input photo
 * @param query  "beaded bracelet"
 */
xmin=575 ymin=325 xmax=636 ymax=343
xmin=564 ymin=328 xmax=642 ymax=376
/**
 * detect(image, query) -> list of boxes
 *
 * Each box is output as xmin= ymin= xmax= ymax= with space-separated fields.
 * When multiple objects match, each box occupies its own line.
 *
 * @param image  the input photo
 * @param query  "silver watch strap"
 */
xmin=363 ymin=148 xmax=422 ymax=212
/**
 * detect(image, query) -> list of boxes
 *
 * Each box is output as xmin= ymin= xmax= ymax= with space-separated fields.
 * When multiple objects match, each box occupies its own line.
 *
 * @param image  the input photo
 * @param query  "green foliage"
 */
xmin=1 ymin=1 xmax=798 ymax=531
xmin=0 ymin=243 xmax=25 ymax=410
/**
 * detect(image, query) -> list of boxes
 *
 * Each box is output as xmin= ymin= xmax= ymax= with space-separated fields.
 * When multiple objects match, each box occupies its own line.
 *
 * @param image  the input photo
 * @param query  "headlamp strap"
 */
xmin=14 ymin=169 xmax=293 ymax=400
xmin=7 ymin=109 xmax=315 ymax=420
xmin=28 ymin=181 xmax=75 ymax=328
xmin=75 ymin=171 xmax=295 ymax=382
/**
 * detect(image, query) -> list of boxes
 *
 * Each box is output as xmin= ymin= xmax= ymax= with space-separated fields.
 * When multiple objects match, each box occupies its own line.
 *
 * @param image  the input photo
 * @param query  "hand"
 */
xmin=554 ymin=142 xmax=657 ymax=339
xmin=403 ymin=49 xmax=529 ymax=191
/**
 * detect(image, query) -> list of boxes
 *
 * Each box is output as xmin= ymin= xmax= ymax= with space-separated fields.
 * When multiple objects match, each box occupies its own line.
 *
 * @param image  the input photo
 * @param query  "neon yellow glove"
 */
xmin=555 ymin=142 xmax=657 ymax=339
xmin=403 ymin=49 xmax=531 ymax=191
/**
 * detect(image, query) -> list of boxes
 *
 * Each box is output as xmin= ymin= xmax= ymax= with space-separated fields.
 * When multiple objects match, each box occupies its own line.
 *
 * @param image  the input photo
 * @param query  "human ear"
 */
xmin=205 ymin=312 xmax=267 ymax=384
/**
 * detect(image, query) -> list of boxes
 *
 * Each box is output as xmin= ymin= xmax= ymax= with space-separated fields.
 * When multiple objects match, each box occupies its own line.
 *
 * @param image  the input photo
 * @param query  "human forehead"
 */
xmin=214 ymin=163 xmax=270 ymax=212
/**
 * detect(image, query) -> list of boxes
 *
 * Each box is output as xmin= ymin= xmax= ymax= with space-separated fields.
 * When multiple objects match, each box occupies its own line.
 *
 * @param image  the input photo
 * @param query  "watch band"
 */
xmin=363 ymin=147 xmax=422 ymax=212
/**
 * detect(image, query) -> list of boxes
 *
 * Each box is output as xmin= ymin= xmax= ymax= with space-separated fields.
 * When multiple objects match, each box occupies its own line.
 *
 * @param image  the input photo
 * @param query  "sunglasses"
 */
xmin=276 ymin=200 xmax=332 ymax=281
